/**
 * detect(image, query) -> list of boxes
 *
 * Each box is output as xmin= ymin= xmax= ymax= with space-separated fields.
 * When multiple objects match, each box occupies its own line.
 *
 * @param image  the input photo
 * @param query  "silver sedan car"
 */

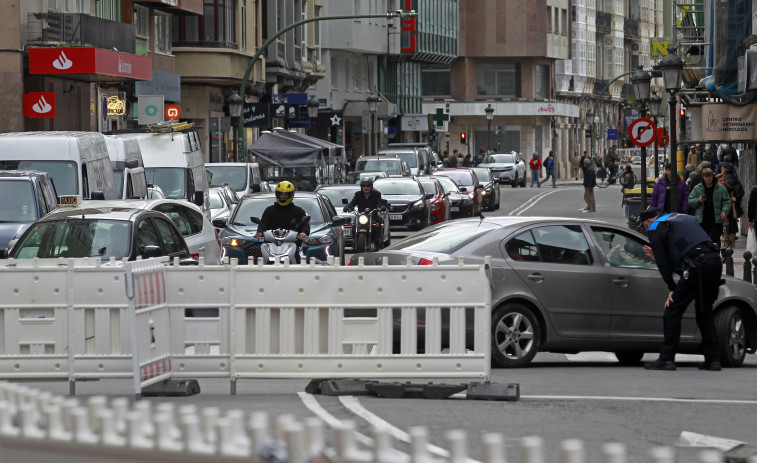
xmin=356 ymin=217 xmax=756 ymax=368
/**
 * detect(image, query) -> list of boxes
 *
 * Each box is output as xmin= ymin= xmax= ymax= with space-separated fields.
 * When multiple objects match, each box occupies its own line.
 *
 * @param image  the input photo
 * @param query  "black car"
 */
xmin=373 ymin=178 xmax=430 ymax=231
xmin=7 ymin=206 xmax=195 ymax=263
xmin=471 ymin=167 xmax=501 ymax=211
xmin=430 ymin=175 xmax=474 ymax=219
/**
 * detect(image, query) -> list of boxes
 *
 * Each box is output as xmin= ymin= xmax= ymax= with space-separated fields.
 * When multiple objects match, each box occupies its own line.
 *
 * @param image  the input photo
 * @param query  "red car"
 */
xmin=417 ymin=177 xmax=451 ymax=224
xmin=431 ymin=168 xmax=484 ymax=215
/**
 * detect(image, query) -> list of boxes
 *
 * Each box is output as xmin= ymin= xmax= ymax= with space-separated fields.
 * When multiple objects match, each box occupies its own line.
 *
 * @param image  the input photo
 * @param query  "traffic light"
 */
xmin=679 ymin=107 xmax=686 ymax=118
xmin=460 ymin=132 xmax=467 ymax=144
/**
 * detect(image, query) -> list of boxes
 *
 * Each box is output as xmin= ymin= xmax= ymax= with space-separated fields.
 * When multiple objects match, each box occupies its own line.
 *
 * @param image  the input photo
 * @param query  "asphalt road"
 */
xmin=20 ymin=182 xmax=757 ymax=463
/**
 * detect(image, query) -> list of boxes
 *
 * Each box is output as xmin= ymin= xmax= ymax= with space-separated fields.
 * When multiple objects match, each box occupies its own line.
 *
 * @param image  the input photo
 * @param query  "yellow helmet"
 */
xmin=275 ymin=181 xmax=295 ymax=206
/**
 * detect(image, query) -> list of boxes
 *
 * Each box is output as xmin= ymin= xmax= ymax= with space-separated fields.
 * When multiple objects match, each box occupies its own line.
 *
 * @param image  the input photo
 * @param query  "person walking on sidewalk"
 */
xmin=688 ymin=168 xmax=731 ymax=243
xmin=529 ymin=153 xmax=542 ymax=188
xmin=540 ymin=151 xmax=557 ymax=188
xmin=572 ymin=152 xmax=581 ymax=180
xmin=583 ymin=158 xmax=596 ymax=212
xmin=650 ymin=163 xmax=690 ymax=214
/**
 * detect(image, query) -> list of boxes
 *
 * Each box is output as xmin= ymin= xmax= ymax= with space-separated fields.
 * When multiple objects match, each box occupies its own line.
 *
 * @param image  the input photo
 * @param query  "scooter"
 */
xmin=250 ymin=216 xmax=309 ymax=264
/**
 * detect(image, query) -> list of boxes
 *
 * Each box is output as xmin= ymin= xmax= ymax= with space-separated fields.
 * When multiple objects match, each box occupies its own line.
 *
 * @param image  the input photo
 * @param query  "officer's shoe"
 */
xmin=697 ymin=360 xmax=722 ymax=371
xmin=643 ymin=359 xmax=677 ymax=371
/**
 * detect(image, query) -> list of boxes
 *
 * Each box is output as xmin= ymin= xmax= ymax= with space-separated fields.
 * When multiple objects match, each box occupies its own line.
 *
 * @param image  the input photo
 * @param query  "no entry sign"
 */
xmin=628 ymin=117 xmax=657 ymax=147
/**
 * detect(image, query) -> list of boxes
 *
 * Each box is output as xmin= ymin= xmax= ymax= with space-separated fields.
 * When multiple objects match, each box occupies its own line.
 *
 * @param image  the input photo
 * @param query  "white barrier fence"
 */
xmin=0 ymin=382 xmax=744 ymax=463
xmin=0 ymin=257 xmax=492 ymax=395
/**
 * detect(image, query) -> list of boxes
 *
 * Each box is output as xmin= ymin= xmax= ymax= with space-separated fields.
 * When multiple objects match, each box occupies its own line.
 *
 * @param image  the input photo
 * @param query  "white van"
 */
xmin=0 ymin=131 xmax=118 ymax=203
xmin=104 ymin=135 xmax=148 ymax=199
xmin=110 ymin=123 xmax=210 ymax=217
xmin=205 ymin=162 xmax=269 ymax=196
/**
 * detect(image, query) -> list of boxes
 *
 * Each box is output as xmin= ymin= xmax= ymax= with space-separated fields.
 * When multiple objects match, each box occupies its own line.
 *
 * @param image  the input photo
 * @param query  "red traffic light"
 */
xmin=679 ymin=108 xmax=686 ymax=117
xmin=460 ymin=133 xmax=467 ymax=144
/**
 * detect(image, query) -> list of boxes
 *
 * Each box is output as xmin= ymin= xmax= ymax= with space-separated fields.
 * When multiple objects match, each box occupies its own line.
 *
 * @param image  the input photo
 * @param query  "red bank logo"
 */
xmin=23 ymin=92 xmax=56 ymax=118
xmin=52 ymin=50 xmax=73 ymax=70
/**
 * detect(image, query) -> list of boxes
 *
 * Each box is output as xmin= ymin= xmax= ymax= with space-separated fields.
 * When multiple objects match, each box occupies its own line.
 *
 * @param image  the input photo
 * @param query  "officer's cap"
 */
xmin=637 ymin=207 xmax=660 ymax=223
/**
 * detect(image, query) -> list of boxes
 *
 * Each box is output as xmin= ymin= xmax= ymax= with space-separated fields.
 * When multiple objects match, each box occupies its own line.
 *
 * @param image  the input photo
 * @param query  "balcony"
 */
xmin=133 ymin=0 xmax=203 ymax=15
xmin=596 ymin=12 xmax=611 ymax=32
xmin=25 ymin=12 xmax=135 ymax=53
xmin=624 ymin=19 xmax=639 ymax=37
xmin=621 ymin=83 xmax=634 ymax=98
xmin=594 ymin=79 xmax=609 ymax=95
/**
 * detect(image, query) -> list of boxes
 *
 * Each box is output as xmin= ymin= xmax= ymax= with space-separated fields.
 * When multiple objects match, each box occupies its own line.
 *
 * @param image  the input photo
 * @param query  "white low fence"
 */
xmin=0 ymin=256 xmax=492 ymax=395
xmin=0 ymin=382 xmax=743 ymax=463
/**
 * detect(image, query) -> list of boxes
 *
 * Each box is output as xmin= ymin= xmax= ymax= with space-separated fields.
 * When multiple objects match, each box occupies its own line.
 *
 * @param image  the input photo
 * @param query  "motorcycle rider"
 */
xmin=255 ymin=181 xmax=309 ymax=261
xmin=344 ymin=178 xmax=385 ymax=246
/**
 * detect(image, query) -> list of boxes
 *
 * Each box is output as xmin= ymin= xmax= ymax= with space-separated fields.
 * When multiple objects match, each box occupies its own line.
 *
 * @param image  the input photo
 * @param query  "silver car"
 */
xmin=357 ymin=217 xmax=756 ymax=368
xmin=478 ymin=153 xmax=527 ymax=187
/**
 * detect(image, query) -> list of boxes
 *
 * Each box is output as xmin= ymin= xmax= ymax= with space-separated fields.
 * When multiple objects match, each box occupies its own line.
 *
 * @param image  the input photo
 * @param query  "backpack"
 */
xmin=621 ymin=172 xmax=636 ymax=189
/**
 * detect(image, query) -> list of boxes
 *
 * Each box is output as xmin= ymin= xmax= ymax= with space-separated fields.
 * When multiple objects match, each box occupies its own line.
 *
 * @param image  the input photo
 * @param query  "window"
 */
xmin=504 ymin=231 xmax=540 ymax=262
xmin=174 ymin=0 xmax=236 ymax=47
xmin=547 ymin=6 xmax=552 ymax=32
xmin=477 ymin=63 xmax=519 ymax=97
xmin=534 ymin=64 xmax=548 ymax=99
xmin=134 ymin=6 xmax=149 ymax=37
xmin=136 ymin=219 xmax=160 ymax=254
xmin=47 ymin=0 xmax=87 ymax=13
xmin=591 ymin=228 xmax=656 ymax=269
xmin=95 ymin=0 xmax=119 ymax=21
xmin=155 ymin=204 xmax=204 ymax=236
xmin=530 ymin=225 xmax=593 ymax=265
xmin=561 ymin=9 xmax=568 ymax=36
xmin=421 ymin=64 xmax=451 ymax=96
xmin=152 ymin=218 xmax=183 ymax=255
xmin=155 ymin=12 xmax=172 ymax=55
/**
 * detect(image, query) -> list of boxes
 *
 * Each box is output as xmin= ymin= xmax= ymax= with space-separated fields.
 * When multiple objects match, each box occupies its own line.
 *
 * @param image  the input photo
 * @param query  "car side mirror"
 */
xmin=141 ymin=245 xmax=163 ymax=259
xmin=193 ymin=191 xmax=204 ymax=207
xmin=332 ymin=216 xmax=348 ymax=226
xmin=212 ymin=218 xmax=227 ymax=228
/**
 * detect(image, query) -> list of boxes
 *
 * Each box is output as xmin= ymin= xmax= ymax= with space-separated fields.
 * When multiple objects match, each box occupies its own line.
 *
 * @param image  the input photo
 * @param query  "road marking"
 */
xmin=297 ymin=392 xmax=374 ymax=446
xmin=509 ymin=189 xmax=563 ymax=216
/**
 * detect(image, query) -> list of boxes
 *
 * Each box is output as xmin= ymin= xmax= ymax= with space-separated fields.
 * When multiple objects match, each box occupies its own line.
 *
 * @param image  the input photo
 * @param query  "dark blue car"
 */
xmin=0 ymin=170 xmax=59 ymax=252
xmin=217 ymin=192 xmax=348 ymax=265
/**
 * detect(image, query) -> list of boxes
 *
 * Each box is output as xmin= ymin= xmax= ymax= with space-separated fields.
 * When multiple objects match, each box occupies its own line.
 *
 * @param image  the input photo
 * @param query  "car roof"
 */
xmin=374 ymin=177 xmax=418 ymax=183
xmin=41 ymin=206 xmax=148 ymax=221
xmin=316 ymin=184 xmax=360 ymax=191
xmin=452 ymin=216 xmax=615 ymax=228
xmin=0 ymin=170 xmax=50 ymax=179
xmin=356 ymin=156 xmax=404 ymax=161
xmin=241 ymin=191 xmax=321 ymax=200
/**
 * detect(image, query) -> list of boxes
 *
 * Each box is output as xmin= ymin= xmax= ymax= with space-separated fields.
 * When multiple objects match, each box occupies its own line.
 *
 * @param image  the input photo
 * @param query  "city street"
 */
xmin=20 ymin=181 xmax=757 ymax=463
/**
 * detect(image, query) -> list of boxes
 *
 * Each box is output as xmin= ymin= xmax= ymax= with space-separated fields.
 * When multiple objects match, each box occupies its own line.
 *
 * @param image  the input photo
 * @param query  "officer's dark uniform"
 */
xmin=345 ymin=189 xmax=383 ymax=212
xmin=645 ymin=211 xmax=722 ymax=369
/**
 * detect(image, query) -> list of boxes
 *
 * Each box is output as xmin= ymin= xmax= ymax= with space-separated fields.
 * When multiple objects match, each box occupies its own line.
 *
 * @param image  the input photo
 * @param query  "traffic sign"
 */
xmin=656 ymin=127 xmax=669 ymax=146
xmin=165 ymin=104 xmax=181 ymax=120
xmin=628 ymin=117 xmax=657 ymax=147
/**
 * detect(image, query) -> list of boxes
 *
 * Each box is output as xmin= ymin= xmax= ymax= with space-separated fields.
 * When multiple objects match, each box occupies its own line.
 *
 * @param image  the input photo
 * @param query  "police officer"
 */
xmin=344 ymin=178 xmax=383 ymax=213
xmin=638 ymin=207 xmax=723 ymax=371
xmin=255 ymin=181 xmax=309 ymax=261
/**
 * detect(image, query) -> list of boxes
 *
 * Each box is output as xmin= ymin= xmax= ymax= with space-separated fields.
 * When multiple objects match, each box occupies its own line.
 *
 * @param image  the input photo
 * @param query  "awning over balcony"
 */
xmin=29 ymin=47 xmax=152 ymax=82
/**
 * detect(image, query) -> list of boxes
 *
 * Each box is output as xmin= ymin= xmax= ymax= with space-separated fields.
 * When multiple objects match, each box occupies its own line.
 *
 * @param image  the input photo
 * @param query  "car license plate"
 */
xmin=345 ymin=228 xmax=352 ymax=237
xmin=390 ymin=214 xmax=403 ymax=220
xmin=451 ymin=207 xmax=459 ymax=212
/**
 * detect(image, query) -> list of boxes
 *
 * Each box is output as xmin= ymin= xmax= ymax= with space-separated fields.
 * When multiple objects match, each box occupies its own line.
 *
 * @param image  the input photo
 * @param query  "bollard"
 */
xmin=743 ymin=252 xmax=752 ymax=282
xmin=752 ymin=257 xmax=757 ymax=284
xmin=723 ymin=248 xmax=734 ymax=277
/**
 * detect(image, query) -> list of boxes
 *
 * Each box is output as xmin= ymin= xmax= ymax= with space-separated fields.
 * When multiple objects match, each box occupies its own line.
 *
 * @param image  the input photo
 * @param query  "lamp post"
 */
xmin=586 ymin=109 xmax=594 ymax=160
xmin=226 ymin=91 xmax=244 ymax=162
xmin=631 ymin=66 xmax=652 ymax=210
xmin=484 ymin=104 xmax=494 ymax=154
xmin=648 ymin=91 xmax=663 ymax=179
xmin=306 ymin=95 xmax=320 ymax=136
xmin=658 ymin=50 xmax=685 ymax=213
xmin=367 ymin=94 xmax=380 ymax=156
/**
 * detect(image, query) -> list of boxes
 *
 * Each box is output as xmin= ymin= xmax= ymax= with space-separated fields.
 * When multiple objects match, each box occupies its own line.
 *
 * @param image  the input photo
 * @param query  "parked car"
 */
xmin=354 ymin=156 xmax=412 ymax=178
xmin=372 ymin=177 xmax=430 ymax=232
xmin=377 ymin=145 xmax=429 ymax=176
xmin=215 ymin=192 xmax=348 ymax=265
xmin=355 ymin=216 xmax=757 ymax=368
xmin=479 ymin=152 xmax=527 ymax=187
xmin=431 ymin=168 xmax=484 ymax=215
xmin=7 ymin=206 xmax=196 ymax=264
xmin=315 ymin=184 xmax=390 ymax=251
xmin=345 ymin=171 xmax=388 ymax=184
xmin=0 ymin=170 xmax=59 ymax=251
xmin=430 ymin=175 xmax=474 ymax=219
xmin=208 ymin=185 xmax=240 ymax=224
xmin=417 ymin=177 xmax=451 ymax=224
xmin=470 ymin=167 xmax=501 ymax=211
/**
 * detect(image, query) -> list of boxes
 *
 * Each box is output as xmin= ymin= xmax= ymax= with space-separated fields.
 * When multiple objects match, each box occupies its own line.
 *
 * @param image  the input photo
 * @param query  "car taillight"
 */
xmin=190 ymin=253 xmax=200 ymax=260
xmin=418 ymin=258 xmax=434 ymax=265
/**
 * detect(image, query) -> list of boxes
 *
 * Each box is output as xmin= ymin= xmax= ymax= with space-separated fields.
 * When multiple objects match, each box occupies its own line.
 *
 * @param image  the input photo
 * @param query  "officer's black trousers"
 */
xmin=659 ymin=257 xmax=721 ymax=362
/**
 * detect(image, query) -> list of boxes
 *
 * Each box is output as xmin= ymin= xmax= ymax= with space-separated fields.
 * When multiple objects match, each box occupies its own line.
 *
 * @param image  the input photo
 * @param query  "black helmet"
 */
xmin=360 ymin=178 xmax=374 ymax=188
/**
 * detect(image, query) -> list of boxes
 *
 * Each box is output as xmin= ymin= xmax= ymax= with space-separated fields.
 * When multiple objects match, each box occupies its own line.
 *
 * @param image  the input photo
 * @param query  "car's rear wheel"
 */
xmin=491 ymin=303 xmax=540 ymax=368
xmin=614 ymin=351 xmax=644 ymax=365
xmin=715 ymin=305 xmax=747 ymax=367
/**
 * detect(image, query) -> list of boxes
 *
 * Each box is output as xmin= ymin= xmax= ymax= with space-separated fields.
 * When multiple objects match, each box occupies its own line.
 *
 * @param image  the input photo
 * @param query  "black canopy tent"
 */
xmin=247 ymin=131 xmax=327 ymax=191
xmin=275 ymin=130 xmax=346 ymax=184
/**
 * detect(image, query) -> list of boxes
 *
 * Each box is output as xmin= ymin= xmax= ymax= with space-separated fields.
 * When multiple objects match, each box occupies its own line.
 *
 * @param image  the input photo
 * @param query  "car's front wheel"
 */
xmin=512 ymin=174 xmax=518 ymax=188
xmin=715 ymin=305 xmax=747 ymax=367
xmin=491 ymin=303 xmax=540 ymax=367
xmin=614 ymin=351 xmax=644 ymax=365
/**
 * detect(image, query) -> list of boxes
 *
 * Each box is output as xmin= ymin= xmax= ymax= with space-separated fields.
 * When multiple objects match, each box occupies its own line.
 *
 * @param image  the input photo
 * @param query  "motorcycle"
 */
xmin=345 ymin=204 xmax=386 ymax=253
xmin=250 ymin=216 xmax=309 ymax=264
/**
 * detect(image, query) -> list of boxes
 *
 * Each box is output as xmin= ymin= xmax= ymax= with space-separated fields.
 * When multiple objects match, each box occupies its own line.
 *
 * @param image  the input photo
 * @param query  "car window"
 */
xmin=206 ymin=166 xmax=247 ymax=191
xmin=152 ymin=217 xmax=183 ymax=255
xmin=388 ymin=221 xmax=499 ymax=254
xmin=392 ymin=152 xmax=418 ymax=168
xmin=435 ymin=171 xmax=474 ymax=187
xmin=209 ymin=190 xmax=224 ymax=209
xmin=434 ymin=177 xmax=461 ymax=194
xmin=154 ymin=204 xmax=204 ymax=236
xmin=419 ymin=180 xmax=439 ymax=196
xmin=530 ymin=225 xmax=593 ymax=265
xmin=490 ymin=154 xmax=515 ymax=164
xmin=504 ymin=230 xmax=540 ymax=262
xmin=145 ymin=168 xmax=186 ymax=199
xmin=373 ymin=180 xmax=421 ymax=195
xmin=136 ymin=219 xmax=161 ymax=254
xmin=590 ymin=227 xmax=656 ymax=269
xmin=317 ymin=188 xmax=357 ymax=207
xmin=0 ymin=180 xmax=36 ymax=222
xmin=472 ymin=168 xmax=491 ymax=182
xmin=13 ymin=219 xmax=130 ymax=259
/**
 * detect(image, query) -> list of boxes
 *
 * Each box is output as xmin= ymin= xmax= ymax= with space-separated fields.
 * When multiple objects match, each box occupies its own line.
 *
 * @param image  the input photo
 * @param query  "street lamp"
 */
xmin=658 ymin=50 xmax=685 ymax=213
xmin=484 ymin=104 xmax=494 ymax=154
xmin=227 ymin=91 xmax=244 ymax=162
xmin=586 ymin=109 xmax=594 ymax=160
xmin=631 ymin=66 xmax=652 ymax=210
xmin=367 ymin=94 xmax=380 ymax=156
xmin=306 ymin=95 xmax=320 ymax=136
xmin=648 ymin=91 xmax=663 ymax=178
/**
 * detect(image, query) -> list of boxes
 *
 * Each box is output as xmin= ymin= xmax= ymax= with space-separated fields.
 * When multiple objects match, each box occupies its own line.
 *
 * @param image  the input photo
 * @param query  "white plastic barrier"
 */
xmin=0 ymin=382 xmax=745 ymax=463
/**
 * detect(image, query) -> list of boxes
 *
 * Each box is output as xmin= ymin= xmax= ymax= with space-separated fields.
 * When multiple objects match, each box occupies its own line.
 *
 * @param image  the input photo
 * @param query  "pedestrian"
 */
xmin=638 ymin=207 xmax=723 ymax=371
xmin=717 ymin=173 xmax=738 ymax=250
xmin=683 ymin=164 xmax=693 ymax=183
xmin=448 ymin=155 xmax=458 ymax=168
xmin=620 ymin=165 xmax=636 ymax=190
xmin=688 ymin=167 xmax=731 ymax=243
xmin=686 ymin=146 xmax=701 ymax=168
xmin=450 ymin=149 xmax=460 ymax=167
xmin=595 ymin=154 xmax=605 ymax=182
xmin=650 ymin=163 xmax=689 ymax=213
xmin=747 ymin=185 xmax=757 ymax=255
xmin=529 ymin=153 xmax=542 ymax=188
xmin=462 ymin=154 xmax=472 ymax=167
xmin=582 ymin=158 xmax=596 ymax=212
xmin=605 ymin=145 xmax=619 ymax=180
xmin=702 ymin=148 xmax=719 ymax=174
xmin=580 ymin=151 xmax=594 ymax=175
xmin=475 ymin=147 xmax=486 ymax=166
xmin=540 ymin=150 xmax=557 ymax=188
xmin=571 ymin=152 xmax=581 ymax=180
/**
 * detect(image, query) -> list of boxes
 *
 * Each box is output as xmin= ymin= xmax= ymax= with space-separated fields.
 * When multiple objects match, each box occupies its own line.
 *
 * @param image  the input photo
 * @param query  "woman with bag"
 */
xmin=717 ymin=173 xmax=738 ymax=250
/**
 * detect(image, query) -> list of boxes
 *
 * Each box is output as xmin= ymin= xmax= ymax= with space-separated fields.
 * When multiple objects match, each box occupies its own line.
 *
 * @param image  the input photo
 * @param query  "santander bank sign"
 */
xmin=29 ymin=47 xmax=151 ymax=80
xmin=23 ymin=92 xmax=56 ymax=118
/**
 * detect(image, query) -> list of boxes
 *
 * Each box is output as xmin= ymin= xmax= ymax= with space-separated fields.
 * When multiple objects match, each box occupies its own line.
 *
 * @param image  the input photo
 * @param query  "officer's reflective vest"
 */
xmin=649 ymin=213 xmax=711 ymax=267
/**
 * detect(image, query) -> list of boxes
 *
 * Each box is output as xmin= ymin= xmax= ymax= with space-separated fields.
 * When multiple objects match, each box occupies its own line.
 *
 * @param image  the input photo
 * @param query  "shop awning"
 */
xmin=29 ymin=47 xmax=152 ymax=82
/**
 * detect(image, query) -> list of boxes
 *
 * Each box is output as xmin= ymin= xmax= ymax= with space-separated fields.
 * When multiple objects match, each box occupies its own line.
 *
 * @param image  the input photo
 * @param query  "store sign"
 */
xmin=272 ymin=93 xmax=310 ymax=128
xmin=137 ymin=95 xmax=164 ymax=125
xmin=242 ymin=103 xmax=271 ymax=128
xmin=29 ymin=47 xmax=151 ymax=80
xmin=106 ymin=95 xmax=126 ymax=116
xmin=23 ymin=92 xmax=55 ymax=118
xmin=400 ymin=0 xmax=417 ymax=53
xmin=701 ymin=104 xmax=756 ymax=140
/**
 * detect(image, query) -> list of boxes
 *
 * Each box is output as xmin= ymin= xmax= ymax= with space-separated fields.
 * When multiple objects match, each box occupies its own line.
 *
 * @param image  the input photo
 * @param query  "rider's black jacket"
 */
xmin=256 ymin=203 xmax=310 ymax=235
xmin=346 ymin=189 xmax=383 ymax=212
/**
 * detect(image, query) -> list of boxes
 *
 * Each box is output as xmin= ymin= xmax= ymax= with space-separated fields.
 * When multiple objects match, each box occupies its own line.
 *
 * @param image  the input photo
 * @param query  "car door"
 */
xmin=151 ymin=215 xmax=190 ymax=259
xmin=588 ymin=226 xmax=698 ymax=342
xmin=505 ymin=224 xmax=612 ymax=338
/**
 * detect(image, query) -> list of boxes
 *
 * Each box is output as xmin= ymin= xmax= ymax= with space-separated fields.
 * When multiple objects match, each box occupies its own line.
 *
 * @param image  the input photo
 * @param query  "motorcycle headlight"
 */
xmin=304 ymin=235 xmax=334 ymax=245
xmin=481 ymin=190 xmax=488 ymax=196
xmin=358 ymin=214 xmax=369 ymax=225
